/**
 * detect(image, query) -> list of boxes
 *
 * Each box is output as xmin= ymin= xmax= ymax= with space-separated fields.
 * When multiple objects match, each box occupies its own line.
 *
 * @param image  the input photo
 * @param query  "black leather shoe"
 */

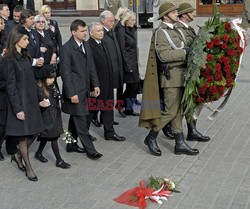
xmin=91 ymin=119 xmax=101 ymax=127
xmin=187 ymin=122 xmax=210 ymax=142
xmin=124 ymin=111 xmax=139 ymax=116
xmin=90 ymin=135 xmax=97 ymax=141
xmin=144 ymin=131 xmax=161 ymax=156
xmin=134 ymin=99 xmax=141 ymax=105
xmin=113 ymin=121 xmax=119 ymax=125
xmin=0 ymin=151 xmax=4 ymax=161
xmin=35 ymin=153 xmax=48 ymax=163
xmin=66 ymin=143 xmax=85 ymax=153
xmin=162 ymin=123 xmax=174 ymax=140
xmin=87 ymin=152 xmax=103 ymax=160
xmin=56 ymin=160 xmax=71 ymax=169
xmin=118 ymin=110 xmax=127 ymax=118
xmin=25 ymin=171 xmax=38 ymax=182
xmin=105 ymin=134 xmax=126 ymax=141
xmin=174 ymin=133 xmax=199 ymax=155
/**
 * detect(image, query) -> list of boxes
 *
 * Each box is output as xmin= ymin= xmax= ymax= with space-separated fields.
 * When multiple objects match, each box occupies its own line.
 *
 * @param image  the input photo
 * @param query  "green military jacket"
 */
xmin=139 ymin=22 xmax=187 ymax=128
xmin=155 ymin=22 xmax=187 ymax=88
xmin=176 ymin=21 xmax=196 ymax=47
xmin=242 ymin=0 xmax=250 ymax=29
xmin=104 ymin=0 xmax=122 ymax=15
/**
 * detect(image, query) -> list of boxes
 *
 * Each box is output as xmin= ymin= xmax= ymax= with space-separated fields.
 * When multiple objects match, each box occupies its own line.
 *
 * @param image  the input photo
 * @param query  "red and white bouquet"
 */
xmin=113 ymin=176 xmax=180 ymax=209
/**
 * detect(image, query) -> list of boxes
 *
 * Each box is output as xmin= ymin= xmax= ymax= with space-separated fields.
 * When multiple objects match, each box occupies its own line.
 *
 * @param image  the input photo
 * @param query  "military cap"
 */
xmin=157 ymin=2 xmax=178 ymax=20
xmin=178 ymin=3 xmax=195 ymax=15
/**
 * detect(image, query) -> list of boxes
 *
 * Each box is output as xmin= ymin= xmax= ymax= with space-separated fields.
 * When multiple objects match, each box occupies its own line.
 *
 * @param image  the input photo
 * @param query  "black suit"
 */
xmin=60 ymin=36 xmax=100 ymax=155
xmin=102 ymin=27 xmax=124 ymax=108
xmin=4 ymin=19 xmax=19 ymax=36
xmin=88 ymin=37 xmax=115 ymax=136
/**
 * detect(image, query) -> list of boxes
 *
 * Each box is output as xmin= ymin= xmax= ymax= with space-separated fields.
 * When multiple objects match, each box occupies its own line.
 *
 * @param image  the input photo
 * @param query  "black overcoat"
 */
xmin=48 ymin=19 xmax=62 ymax=52
xmin=102 ymin=27 xmax=123 ymax=88
xmin=88 ymin=37 xmax=113 ymax=103
xmin=115 ymin=25 xmax=140 ymax=84
xmin=39 ymin=84 xmax=63 ymax=138
xmin=0 ymin=57 xmax=6 ymax=110
xmin=4 ymin=53 xmax=44 ymax=136
xmin=60 ymin=36 xmax=99 ymax=116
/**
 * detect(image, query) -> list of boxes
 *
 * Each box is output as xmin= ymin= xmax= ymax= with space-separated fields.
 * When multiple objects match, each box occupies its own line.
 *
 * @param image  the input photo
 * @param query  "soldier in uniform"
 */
xmin=242 ymin=0 xmax=250 ymax=29
xmin=163 ymin=3 xmax=210 ymax=142
xmin=139 ymin=2 xmax=199 ymax=156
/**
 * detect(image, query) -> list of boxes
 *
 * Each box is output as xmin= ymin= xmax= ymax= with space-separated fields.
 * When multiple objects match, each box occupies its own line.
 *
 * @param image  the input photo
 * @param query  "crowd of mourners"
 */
xmin=0 ymin=1 xmax=144 ymax=182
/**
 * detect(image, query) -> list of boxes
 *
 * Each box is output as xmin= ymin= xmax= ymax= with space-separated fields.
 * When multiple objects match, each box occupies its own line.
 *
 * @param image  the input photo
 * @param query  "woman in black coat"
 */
xmin=34 ymin=14 xmax=57 ymax=79
xmin=4 ymin=26 xmax=48 ymax=181
xmin=115 ymin=10 xmax=140 ymax=116
xmin=40 ymin=5 xmax=62 ymax=52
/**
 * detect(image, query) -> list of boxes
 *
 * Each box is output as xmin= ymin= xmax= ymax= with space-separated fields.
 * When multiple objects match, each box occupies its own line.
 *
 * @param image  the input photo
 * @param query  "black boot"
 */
xmin=174 ymin=133 xmax=199 ymax=155
xmin=162 ymin=123 xmax=174 ymax=140
xmin=187 ymin=122 xmax=210 ymax=142
xmin=0 ymin=150 xmax=4 ymax=161
xmin=144 ymin=130 xmax=161 ymax=156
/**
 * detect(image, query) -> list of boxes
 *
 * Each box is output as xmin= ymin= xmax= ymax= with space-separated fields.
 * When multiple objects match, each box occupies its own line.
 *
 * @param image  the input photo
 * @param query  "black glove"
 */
xmin=184 ymin=48 xmax=190 ymax=55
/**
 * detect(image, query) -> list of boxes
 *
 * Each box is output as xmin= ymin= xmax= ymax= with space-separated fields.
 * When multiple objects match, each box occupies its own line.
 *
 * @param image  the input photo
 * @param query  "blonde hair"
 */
xmin=39 ymin=5 xmax=51 ymax=15
xmin=115 ymin=7 xmax=128 ymax=21
xmin=120 ymin=10 xmax=136 ymax=26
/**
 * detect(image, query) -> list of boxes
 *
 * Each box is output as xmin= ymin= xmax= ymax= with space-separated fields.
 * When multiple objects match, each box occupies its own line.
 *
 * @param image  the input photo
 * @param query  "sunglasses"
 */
xmin=36 ymin=21 xmax=45 ymax=23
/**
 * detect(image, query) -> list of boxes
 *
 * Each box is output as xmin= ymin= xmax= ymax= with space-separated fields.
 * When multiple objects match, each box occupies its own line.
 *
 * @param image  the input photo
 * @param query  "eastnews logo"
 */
xmin=87 ymin=98 xmax=164 ymax=110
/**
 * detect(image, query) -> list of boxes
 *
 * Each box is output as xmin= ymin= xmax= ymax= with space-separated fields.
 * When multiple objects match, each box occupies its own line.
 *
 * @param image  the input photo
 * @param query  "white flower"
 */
xmin=168 ymin=181 xmax=176 ymax=190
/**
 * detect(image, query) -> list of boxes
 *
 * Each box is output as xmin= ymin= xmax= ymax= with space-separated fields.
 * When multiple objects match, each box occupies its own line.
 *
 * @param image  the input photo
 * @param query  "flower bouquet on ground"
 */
xmin=62 ymin=129 xmax=76 ymax=144
xmin=113 ymin=176 xmax=180 ymax=209
xmin=182 ymin=6 xmax=246 ymax=121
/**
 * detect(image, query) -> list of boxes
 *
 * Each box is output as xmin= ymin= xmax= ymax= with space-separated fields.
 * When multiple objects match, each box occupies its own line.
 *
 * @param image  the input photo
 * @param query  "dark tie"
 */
xmin=98 ymin=42 xmax=104 ymax=50
xmin=79 ymin=43 xmax=85 ymax=54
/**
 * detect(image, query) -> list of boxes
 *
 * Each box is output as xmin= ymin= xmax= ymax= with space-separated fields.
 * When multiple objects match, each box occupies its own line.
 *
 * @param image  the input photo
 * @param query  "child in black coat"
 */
xmin=35 ymin=73 xmax=70 ymax=169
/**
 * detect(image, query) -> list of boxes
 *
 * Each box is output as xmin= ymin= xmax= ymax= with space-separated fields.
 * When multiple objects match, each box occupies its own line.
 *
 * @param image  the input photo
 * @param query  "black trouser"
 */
xmin=69 ymin=115 xmax=97 ymax=155
xmin=123 ymin=82 xmax=139 ymax=112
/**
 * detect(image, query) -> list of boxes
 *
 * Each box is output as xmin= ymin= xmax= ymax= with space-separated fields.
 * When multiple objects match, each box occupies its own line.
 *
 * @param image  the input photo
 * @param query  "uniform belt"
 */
xmin=169 ymin=64 xmax=187 ymax=69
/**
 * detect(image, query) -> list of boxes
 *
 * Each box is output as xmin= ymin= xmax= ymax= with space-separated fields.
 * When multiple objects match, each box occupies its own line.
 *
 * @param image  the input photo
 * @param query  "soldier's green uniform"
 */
xmin=139 ymin=2 xmax=199 ymax=156
xmin=242 ymin=0 xmax=250 ymax=29
xmin=104 ymin=0 xmax=122 ymax=16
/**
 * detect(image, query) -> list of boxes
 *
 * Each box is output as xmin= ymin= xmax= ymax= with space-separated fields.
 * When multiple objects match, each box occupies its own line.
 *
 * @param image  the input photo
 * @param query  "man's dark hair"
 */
xmin=70 ymin=19 xmax=86 ymax=32
xmin=20 ymin=9 xmax=35 ymax=25
xmin=13 ymin=5 xmax=23 ymax=13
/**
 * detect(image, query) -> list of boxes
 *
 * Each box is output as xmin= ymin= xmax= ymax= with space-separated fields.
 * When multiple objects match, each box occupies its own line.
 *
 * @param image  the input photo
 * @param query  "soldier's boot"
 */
xmin=162 ymin=123 xmax=174 ymax=140
xmin=186 ymin=121 xmax=210 ymax=142
xmin=174 ymin=133 xmax=199 ymax=155
xmin=144 ymin=130 xmax=161 ymax=156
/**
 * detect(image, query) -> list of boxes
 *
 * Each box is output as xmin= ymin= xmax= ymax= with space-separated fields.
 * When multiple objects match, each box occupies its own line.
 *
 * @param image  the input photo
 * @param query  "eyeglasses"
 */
xmin=36 ymin=21 xmax=45 ymax=23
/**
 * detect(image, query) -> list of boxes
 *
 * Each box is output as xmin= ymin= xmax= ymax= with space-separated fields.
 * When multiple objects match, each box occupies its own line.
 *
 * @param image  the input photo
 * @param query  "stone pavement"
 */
xmin=1 ymin=16 xmax=250 ymax=209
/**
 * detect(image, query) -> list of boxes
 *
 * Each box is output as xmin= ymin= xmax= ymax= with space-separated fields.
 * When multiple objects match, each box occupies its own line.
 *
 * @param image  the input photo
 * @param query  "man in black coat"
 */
xmin=88 ymin=22 xmax=126 ymax=142
xmin=60 ymin=19 xmax=103 ymax=160
xmin=99 ymin=10 xmax=125 ymax=118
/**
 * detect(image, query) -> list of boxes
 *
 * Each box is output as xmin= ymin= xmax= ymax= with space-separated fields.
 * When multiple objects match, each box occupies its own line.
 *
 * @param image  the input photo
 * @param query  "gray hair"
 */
xmin=88 ymin=21 xmax=102 ymax=33
xmin=99 ymin=10 xmax=113 ymax=23
xmin=34 ymin=14 xmax=48 ymax=29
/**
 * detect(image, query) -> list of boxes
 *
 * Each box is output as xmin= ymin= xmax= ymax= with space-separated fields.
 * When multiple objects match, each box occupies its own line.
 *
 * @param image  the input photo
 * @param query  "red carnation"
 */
xmin=237 ymin=34 xmax=241 ymax=41
xmin=213 ymin=37 xmax=221 ymax=46
xmin=224 ymin=57 xmax=230 ymax=65
xmin=222 ymin=34 xmax=229 ymax=43
xmin=215 ymin=63 xmax=222 ymax=71
xmin=218 ymin=86 xmax=224 ymax=95
xmin=206 ymin=54 xmax=213 ymax=61
xmin=207 ymin=76 xmax=214 ymax=83
xmin=198 ymin=83 xmax=208 ymax=94
xmin=206 ymin=41 xmax=214 ymax=49
xmin=209 ymin=86 xmax=218 ymax=94
xmin=227 ymin=49 xmax=234 ymax=56
xmin=215 ymin=73 xmax=223 ymax=81
xmin=221 ymin=43 xmax=228 ymax=50
xmin=225 ymin=22 xmax=232 ymax=31
xmin=196 ymin=97 xmax=205 ymax=104
xmin=237 ymin=47 xmax=243 ymax=55
xmin=218 ymin=56 xmax=225 ymax=63
xmin=224 ymin=65 xmax=230 ymax=72
xmin=226 ymin=79 xmax=234 ymax=87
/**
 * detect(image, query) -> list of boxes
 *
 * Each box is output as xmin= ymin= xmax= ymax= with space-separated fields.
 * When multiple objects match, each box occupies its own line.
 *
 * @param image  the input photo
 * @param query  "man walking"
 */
xmin=60 ymin=19 xmax=103 ymax=160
